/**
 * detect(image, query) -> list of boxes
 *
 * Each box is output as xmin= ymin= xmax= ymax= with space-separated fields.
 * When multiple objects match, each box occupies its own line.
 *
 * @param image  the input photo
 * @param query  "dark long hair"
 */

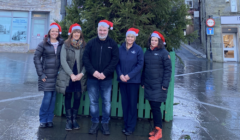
xmin=148 ymin=36 xmax=164 ymax=49
xmin=44 ymin=28 xmax=61 ymax=43
xmin=65 ymin=29 xmax=86 ymax=47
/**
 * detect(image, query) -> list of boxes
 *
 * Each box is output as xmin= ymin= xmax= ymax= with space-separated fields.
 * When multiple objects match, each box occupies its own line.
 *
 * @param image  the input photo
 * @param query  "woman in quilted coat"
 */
xmin=34 ymin=23 xmax=64 ymax=128
xmin=141 ymin=31 xmax=172 ymax=140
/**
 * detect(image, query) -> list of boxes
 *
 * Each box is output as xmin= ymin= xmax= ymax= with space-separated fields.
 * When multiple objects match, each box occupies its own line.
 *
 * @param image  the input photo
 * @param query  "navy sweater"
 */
xmin=116 ymin=42 xmax=144 ymax=83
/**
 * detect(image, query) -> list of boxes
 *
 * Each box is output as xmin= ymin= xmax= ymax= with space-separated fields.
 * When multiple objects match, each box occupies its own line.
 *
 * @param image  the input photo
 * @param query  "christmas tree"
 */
xmin=61 ymin=0 xmax=197 ymax=51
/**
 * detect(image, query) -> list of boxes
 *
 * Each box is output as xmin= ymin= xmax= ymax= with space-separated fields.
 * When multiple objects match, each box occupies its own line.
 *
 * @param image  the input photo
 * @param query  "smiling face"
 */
xmin=72 ymin=32 xmax=81 ymax=40
xmin=151 ymin=37 xmax=159 ymax=47
xmin=49 ymin=28 xmax=59 ymax=39
xmin=126 ymin=34 xmax=135 ymax=45
xmin=98 ymin=26 xmax=109 ymax=40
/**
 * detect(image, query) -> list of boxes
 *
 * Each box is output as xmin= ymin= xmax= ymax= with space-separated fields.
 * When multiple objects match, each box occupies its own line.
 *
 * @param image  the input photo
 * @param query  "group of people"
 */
xmin=33 ymin=19 xmax=172 ymax=140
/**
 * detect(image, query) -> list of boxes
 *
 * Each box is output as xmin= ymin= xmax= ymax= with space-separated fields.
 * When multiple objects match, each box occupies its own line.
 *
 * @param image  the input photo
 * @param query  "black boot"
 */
xmin=101 ymin=123 xmax=110 ymax=135
xmin=47 ymin=122 xmax=53 ymax=128
xmin=65 ymin=109 xmax=73 ymax=130
xmin=72 ymin=109 xmax=80 ymax=129
xmin=88 ymin=123 xmax=99 ymax=134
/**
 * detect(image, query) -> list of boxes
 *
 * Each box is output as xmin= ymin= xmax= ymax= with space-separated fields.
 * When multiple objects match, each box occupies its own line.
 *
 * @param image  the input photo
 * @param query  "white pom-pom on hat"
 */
xmin=98 ymin=20 xmax=113 ymax=30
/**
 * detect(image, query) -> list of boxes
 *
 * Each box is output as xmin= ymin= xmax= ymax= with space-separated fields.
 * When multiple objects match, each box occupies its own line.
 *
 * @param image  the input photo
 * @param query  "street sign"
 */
xmin=206 ymin=28 xmax=214 ymax=35
xmin=206 ymin=18 xmax=215 ymax=27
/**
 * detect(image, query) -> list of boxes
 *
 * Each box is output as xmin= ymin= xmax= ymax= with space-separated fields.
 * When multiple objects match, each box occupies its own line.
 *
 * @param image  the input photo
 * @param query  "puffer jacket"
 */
xmin=56 ymin=43 xmax=87 ymax=94
xmin=141 ymin=47 xmax=172 ymax=102
xmin=33 ymin=37 xmax=64 ymax=91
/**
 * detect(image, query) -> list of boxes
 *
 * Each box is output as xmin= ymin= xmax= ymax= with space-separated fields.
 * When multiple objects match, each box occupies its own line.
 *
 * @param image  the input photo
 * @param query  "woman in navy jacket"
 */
xmin=116 ymin=28 xmax=144 ymax=135
xmin=141 ymin=31 xmax=172 ymax=140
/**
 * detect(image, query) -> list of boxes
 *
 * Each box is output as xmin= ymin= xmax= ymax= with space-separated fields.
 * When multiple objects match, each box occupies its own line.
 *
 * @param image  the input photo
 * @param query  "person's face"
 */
xmin=126 ymin=35 xmax=135 ymax=45
xmin=72 ymin=32 xmax=81 ymax=40
xmin=151 ymin=37 xmax=159 ymax=47
xmin=49 ymin=28 xmax=59 ymax=39
xmin=98 ymin=26 xmax=108 ymax=39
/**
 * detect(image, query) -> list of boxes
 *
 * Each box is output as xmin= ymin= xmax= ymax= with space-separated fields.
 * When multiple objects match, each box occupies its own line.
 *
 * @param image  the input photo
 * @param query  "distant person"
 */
xmin=141 ymin=31 xmax=172 ymax=140
xmin=116 ymin=28 xmax=143 ymax=136
xmin=34 ymin=23 xmax=64 ymax=128
xmin=83 ymin=20 xmax=119 ymax=135
xmin=56 ymin=23 xmax=87 ymax=131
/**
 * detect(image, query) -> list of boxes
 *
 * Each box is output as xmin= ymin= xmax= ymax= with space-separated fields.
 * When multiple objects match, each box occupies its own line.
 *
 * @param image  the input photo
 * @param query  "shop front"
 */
xmin=0 ymin=10 xmax=50 ymax=53
xmin=221 ymin=16 xmax=240 ymax=62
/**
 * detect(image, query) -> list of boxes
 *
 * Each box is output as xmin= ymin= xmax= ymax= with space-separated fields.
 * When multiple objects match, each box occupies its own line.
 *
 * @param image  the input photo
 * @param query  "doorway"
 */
xmin=30 ymin=13 xmax=48 ymax=50
xmin=222 ymin=33 xmax=238 ymax=61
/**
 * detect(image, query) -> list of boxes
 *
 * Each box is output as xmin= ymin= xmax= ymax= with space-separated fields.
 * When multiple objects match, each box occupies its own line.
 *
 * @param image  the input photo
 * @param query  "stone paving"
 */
xmin=0 ymin=47 xmax=240 ymax=140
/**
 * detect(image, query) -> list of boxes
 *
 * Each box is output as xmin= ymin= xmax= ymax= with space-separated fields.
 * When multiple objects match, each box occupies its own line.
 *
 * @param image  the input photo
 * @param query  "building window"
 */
xmin=231 ymin=0 xmax=238 ymax=12
xmin=0 ymin=11 xmax=28 ymax=43
xmin=185 ymin=0 xmax=193 ymax=8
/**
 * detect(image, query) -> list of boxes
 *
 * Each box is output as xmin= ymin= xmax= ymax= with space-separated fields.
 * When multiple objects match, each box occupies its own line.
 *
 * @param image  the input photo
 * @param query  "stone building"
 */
xmin=200 ymin=0 xmax=240 ymax=62
xmin=185 ymin=0 xmax=201 ymax=37
xmin=0 ymin=0 xmax=68 ymax=52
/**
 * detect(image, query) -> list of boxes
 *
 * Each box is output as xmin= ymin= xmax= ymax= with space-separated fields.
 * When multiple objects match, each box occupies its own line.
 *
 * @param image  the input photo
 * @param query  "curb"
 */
xmin=181 ymin=43 xmax=206 ymax=58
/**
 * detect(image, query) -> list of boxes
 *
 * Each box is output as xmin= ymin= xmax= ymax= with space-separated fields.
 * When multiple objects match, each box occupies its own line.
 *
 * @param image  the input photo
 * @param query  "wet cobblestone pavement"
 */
xmin=0 ymin=46 xmax=240 ymax=140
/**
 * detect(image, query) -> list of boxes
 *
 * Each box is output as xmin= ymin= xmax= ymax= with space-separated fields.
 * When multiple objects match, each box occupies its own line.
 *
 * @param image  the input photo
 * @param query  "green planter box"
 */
xmin=54 ymin=51 xmax=175 ymax=122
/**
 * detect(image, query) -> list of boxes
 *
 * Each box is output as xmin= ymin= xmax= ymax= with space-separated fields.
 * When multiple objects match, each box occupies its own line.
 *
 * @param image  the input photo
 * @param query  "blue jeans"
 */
xmin=87 ymin=78 xmax=112 ymax=123
xmin=39 ymin=91 xmax=56 ymax=123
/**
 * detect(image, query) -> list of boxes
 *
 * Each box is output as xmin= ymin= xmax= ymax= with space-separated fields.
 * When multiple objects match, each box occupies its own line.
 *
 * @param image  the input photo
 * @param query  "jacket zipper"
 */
xmin=99 ymin=46 xmax=103 ymax=71
xmin=51 ymin=44 xmax=57 ymax=64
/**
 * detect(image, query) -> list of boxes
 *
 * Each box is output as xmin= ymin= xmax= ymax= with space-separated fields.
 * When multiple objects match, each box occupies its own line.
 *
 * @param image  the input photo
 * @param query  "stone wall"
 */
xmin=0 ymin=0 xmax=62 ymax=23
xmin=0 ymin=43 xmax=29 ymax=53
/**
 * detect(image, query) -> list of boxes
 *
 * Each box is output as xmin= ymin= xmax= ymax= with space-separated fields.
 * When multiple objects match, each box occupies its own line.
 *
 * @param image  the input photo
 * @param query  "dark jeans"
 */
xmin=87 ymin=78 xmax=112 ymax=123
xmin=119 ymin=83 xmax=139 ymax=132
xmin=65 ymin=92 xmax=82 ymax=110
xmin=39 ymin=91 xmax=56 ymax=123
xmin=149 ymin=101 xmax=162 ymax=128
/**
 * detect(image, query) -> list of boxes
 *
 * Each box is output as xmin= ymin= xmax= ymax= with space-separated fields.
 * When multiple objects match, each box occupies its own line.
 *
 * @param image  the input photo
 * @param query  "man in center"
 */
xmin=83 ymin=20 xmax=119 ymax=135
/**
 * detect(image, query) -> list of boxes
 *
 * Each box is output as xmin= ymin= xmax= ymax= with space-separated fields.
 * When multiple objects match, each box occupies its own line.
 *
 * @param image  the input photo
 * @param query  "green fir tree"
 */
xmin=61 ymin=0 xmax=197 ymax=51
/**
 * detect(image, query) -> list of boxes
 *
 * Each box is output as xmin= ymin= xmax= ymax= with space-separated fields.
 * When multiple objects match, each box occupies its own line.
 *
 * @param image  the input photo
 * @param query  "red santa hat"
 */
xmin=98 ymin=20 xmax=113 ymax=30
xmin=49 ymin=23 xmax=62 ymax=34
xmin=68 ymin=23 xmax=82 ymax=35
xmin=151 ymin=31 xmax=166 ymax=45
xmin=126 ymin=28 xmax=139 ymax=37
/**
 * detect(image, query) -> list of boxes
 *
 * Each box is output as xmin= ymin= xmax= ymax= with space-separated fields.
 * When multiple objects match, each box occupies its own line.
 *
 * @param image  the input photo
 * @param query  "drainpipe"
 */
xmin=204 ymin=0 xmax=208 ymax=59
xmin=27 ymin=10 xmax=32 ymax=51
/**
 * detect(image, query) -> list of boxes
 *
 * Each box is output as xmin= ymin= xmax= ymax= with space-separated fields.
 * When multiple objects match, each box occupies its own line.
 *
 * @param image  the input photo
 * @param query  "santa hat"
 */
xmin=49 ymin=23 xmax=62 ymax=34
xmin=151 ymin=31 xmax=166 ymax=45
xmin=126 ymin=28 xmax=139 ymax=37
xmin=68 ymin=23 xmax=82 ymax=35
xmin=98 ymin=20 xmax=113 ymax=30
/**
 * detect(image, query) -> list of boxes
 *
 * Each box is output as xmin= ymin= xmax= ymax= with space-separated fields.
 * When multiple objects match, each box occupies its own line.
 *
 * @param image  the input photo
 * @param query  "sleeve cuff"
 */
xmin=40 ymin=74 xmax=46 ymax=79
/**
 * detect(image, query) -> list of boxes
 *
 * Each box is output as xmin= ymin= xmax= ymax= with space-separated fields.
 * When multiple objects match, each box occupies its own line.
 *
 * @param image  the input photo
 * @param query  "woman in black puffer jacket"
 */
xmin=141 ymin=31 xmax=172 ymax=140
xmin=34 ymin=23 xmax=64 ymax=128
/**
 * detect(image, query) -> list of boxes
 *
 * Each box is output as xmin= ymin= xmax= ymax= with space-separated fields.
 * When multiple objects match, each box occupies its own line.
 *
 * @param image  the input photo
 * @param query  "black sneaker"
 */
xmin=47 ymin=122 xmax=53 ymax=128
xmin=39 ymin=123 xmax=47 ymax=128
xmin=88 ymin=123 xmax=99 ymax=134
xmin=101 ymin=123 xmax=110 ymax=135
